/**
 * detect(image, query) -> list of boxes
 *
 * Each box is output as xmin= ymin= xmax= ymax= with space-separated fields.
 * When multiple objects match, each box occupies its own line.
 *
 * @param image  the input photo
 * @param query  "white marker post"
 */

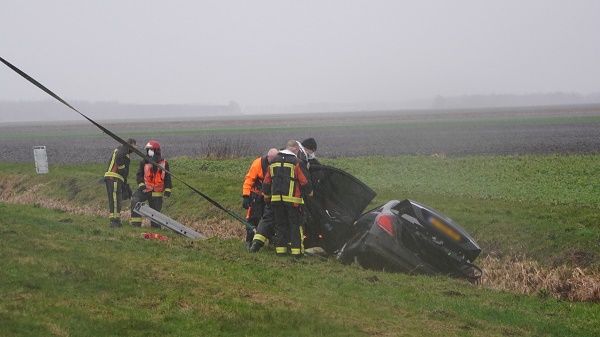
xmin=33 ymin=146 xmax=49 ymax=174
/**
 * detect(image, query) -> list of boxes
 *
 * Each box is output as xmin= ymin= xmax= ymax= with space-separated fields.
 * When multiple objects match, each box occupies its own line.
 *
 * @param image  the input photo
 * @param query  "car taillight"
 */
xmin=376 ymin=214 xmax=394 ymax=236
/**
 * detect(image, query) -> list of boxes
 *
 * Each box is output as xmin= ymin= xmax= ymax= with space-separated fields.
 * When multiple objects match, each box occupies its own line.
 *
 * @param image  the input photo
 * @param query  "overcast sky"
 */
xmin=1 ymin=0 xmax=599 ymax=109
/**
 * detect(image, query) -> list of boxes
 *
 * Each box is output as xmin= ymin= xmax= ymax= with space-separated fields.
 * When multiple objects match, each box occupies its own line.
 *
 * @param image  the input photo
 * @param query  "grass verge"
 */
xmin=1 ymin=153 xmax=599 ymax=307
xmin=1 ymin=202 xmax=599 ymax=337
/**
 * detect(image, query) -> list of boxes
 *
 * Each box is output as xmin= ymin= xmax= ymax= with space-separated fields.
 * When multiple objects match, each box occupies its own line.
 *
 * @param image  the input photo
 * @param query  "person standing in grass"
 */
xmin=260 ymin=140 xmax=313 ymax=258
xmin=130 ymin=140 xmax=172 ymax=228
xmin=241 ymin=147 xmax=279 ymax=250
xmin=104 ymin=138 xmax=137 ymax=228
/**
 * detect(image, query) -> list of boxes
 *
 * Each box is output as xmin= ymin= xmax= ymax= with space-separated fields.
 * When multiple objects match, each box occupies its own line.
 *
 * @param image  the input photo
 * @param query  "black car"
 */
xmin=303 ymin=165 xmax=482 ymax=282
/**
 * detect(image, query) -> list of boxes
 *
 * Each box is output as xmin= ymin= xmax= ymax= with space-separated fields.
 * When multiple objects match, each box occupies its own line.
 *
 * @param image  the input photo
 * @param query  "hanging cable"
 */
xmin=0 ymin=56 xmax=253 ymax=230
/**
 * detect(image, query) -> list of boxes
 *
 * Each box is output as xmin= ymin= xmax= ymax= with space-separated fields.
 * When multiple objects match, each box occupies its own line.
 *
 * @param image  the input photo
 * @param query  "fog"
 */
xmin=1 ymin=1 xmax=599 ymax=121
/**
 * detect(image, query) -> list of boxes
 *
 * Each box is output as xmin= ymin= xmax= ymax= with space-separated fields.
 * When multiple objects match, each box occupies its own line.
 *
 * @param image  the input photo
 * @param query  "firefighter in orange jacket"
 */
xmin=242 ymin=148 xmax=279 ymax=249
xmin=130 ymin=140 xmax=172 ymax=228
xmin=260 ymin=140 xmax=313 ymax=258
xmin=104 ymin=138 xmax=137 ymax=227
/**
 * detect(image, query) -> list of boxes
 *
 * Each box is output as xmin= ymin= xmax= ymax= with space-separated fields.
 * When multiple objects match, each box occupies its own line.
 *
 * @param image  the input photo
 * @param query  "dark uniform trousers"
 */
xmin=105 ymin=178 xmax=123 ymax=226
xmin=252 ymin=203 xmax=276 ymax=245
xmin=272 ymin=202 xmax=304 ymax=256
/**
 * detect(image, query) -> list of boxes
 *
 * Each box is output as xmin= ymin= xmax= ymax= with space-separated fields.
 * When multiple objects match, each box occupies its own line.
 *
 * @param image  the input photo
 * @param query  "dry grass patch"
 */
xmin=182 ymin=216 xmax=246 ymax=239
xmin=0 ymin=174 xmax=244 ymax=239
xmin=0 ymin=176 xmax=104 ymax=217
xmin=481 ymin=255 xmax=600 ymax=302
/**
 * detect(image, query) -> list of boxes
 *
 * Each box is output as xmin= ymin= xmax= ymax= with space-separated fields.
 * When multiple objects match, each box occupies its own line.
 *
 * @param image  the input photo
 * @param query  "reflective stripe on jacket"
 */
xmin=263 ymin=151 xmax=312 ymax=207
xmin=104 ymin=145 xmax=131 ymax=183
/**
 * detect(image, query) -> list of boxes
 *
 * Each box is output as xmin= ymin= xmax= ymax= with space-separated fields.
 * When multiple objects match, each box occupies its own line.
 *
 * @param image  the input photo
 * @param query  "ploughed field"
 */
xmin=2 ymin=105 xmax=600 ymax=164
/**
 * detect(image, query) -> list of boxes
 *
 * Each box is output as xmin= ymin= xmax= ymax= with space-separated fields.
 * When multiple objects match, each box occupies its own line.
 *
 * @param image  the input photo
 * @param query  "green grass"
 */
xmin=322 ymin=155 xmax=600 ymax=267
xmin=326 ymin=154 xmax=600 ymax=208
xmin=1 ymin=154 xmax=600 ymax=335
xmin=1 ymin=203 xmax=599 ymax=337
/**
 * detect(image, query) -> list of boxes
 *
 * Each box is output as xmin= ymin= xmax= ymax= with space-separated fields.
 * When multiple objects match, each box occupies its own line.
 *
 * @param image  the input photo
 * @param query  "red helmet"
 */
xmin=145 ymin=140 xmax=161 ymax=150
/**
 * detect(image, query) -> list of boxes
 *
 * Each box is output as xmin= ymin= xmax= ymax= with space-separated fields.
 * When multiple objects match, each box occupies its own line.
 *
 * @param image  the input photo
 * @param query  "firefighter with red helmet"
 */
xmin=130 ymin=140 xmax=172 ymax=228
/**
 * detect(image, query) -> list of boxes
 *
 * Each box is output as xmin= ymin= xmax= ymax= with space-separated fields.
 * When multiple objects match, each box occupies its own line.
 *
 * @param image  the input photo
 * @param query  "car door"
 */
xmin=303 ymin=165 xmax=376 ymax=253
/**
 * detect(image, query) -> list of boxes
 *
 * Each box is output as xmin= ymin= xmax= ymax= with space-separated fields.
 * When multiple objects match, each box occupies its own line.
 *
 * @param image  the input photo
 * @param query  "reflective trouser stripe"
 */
xmin=299 ymin=225 xmax=304 ymax=254
xmin=111 ymin=181 xmax=118 ymax=219
xmin=276 ymin=246 xmax=288 ymax=254
xmin=254 ymin=233 xmax=267 ymax=244
xmin=108 ymin=180 xmax=120 ymax=221
xmin=131 ymin=216 xmax=142 ymax=225
xmin=291 ymin=248 xmax=302 ymax=255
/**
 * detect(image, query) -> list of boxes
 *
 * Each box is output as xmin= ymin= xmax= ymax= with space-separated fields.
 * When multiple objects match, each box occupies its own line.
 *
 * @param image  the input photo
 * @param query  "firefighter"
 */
xmin=249 ymin=140 xmax=312 ymax=253
xmin=259 ymin=140 xmax=313 ymax=258
xmin=104 ymin=138 xmax=137 ymax=227
xmin=241 ymin=148 xmax=279 ymax=249
xmin=301 ymin=137 xmax=321 ymax=167
xmin=130 ymin=140 xmax=172 ymax=228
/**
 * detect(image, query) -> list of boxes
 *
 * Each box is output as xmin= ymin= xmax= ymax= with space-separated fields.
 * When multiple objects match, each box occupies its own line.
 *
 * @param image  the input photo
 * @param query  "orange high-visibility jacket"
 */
xmin=242 ymin=154 xmax=270 ymax=196
xmin=136 ymin=158 xmax=172 ymax=193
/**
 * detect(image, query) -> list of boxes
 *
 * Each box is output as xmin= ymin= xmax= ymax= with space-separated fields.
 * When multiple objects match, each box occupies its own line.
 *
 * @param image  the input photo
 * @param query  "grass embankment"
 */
xmin=1 ymin=155 xmax=599 ymax=336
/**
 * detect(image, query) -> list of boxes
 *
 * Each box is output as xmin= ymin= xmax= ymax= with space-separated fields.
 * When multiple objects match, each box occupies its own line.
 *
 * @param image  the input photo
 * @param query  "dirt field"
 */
xmin=2 ymin=104 xmax=600 ymax=164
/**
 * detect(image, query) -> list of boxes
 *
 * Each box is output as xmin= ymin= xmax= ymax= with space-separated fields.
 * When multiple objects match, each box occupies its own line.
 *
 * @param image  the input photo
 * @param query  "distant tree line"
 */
xmin=245 ymin=92 xmax=600 ymax=115
xmin=432 ymin=92 xmax=600 ymax=109
xmin=0 ymin=100 xmax=241 ymax=122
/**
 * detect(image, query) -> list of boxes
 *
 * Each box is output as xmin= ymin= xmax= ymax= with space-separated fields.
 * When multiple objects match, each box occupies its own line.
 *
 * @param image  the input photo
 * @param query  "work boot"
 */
xmin=245 ymin=228 xmax=255 ymax=243
xmin=291 ymin=254 xmax=304 ymax=262
xmin=249 ymin=241 xmax=263 ymax=253
xmin=109 ymin=220 xmax=122 ymax=228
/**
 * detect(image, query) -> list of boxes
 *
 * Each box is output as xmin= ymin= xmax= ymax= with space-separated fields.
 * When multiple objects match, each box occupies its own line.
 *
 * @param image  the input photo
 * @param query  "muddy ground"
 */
xmin=2 ymin=105 xmax=600 ymax=164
